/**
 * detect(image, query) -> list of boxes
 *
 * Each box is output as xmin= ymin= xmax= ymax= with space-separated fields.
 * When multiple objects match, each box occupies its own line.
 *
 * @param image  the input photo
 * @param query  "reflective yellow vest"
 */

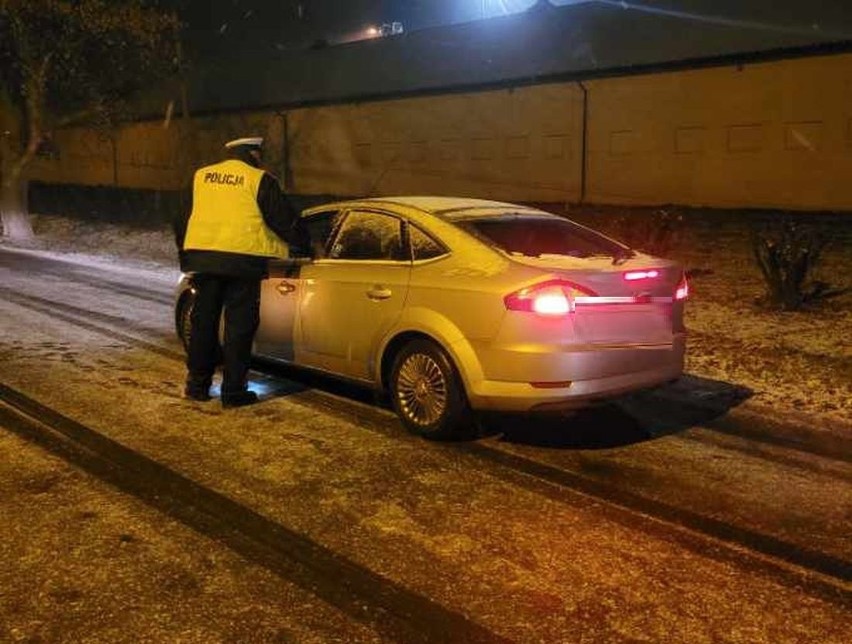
xmin=183 ymin=159 xmax=289 ymax=258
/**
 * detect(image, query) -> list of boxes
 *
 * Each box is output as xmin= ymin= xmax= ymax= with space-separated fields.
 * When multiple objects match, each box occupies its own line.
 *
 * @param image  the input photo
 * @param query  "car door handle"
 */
xmin=276 ymin=280 xmax=297 ymax=295
xmin=367 ymin=286 xmax=392 ymax=300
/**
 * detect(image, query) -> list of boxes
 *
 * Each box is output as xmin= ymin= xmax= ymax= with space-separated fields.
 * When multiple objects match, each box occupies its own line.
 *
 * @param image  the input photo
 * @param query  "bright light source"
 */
xmin=366 ymin=26 xmax=379 ymax=37
xmin=532 ymin=288 xmax=571 ymax=316
xmin=675 ymin=276 xmax=689 ymax=300
xmin=624 ymin=269 xmax=660 ymax=281
xmin=505 ymin=280 xmax=597 ymax=316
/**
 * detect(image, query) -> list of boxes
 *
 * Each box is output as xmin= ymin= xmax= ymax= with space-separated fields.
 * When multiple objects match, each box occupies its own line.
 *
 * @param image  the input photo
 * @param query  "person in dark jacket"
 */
xmin=173 ymin=136 xmax=307 ymax=407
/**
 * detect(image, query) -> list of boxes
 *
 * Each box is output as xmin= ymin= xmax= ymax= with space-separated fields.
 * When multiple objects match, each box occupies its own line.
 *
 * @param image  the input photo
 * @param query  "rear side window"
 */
xmin=455 ymin=215 xmax=628 ymax=259
xmin=409 ymin=225 xmax=447 ymax=261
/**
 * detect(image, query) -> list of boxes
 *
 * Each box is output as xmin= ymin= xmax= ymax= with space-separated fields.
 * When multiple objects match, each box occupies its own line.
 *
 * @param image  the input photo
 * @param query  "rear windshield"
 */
xmin=452 ymin=214 xmax=630 ymax=260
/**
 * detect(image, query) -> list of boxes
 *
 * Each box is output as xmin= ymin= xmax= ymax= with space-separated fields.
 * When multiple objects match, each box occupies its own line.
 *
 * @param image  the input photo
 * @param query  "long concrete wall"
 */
xmin=584 ymin=53 xmax=852 ymax=210
xmin=24 ymin=51 xmax=852 ymax=210
xmin=282 ymin=84 xmax=584 ymax=202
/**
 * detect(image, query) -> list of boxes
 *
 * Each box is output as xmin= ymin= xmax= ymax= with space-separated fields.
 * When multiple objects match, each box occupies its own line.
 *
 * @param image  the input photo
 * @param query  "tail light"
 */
xmin=623 ymin=269 xmax=659 ymax=281
xmin=505 ymin=280 xmax=597 ymax=316
xmin=675 ymin=275 xmax=689 ymax=301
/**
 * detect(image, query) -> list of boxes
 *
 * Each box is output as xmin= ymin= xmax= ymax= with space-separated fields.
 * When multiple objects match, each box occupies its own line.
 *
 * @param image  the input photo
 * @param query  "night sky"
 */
xmin=175 ymin=1 xmax=852 ymax=59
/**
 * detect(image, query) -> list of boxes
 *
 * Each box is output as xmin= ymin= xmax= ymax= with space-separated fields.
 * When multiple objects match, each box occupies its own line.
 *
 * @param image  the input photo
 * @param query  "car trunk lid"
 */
xmin=510 ymin=254 xmax=683 ymax=345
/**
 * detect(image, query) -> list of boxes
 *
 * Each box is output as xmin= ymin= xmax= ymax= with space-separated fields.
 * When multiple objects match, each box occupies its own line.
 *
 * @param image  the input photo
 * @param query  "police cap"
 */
xmin=224 ymin=137 xmax=263 ymax=150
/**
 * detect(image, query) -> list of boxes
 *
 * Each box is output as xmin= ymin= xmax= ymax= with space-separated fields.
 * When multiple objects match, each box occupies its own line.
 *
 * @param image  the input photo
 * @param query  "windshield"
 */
xmin=451 ymin=213 xmax=631 ymax=260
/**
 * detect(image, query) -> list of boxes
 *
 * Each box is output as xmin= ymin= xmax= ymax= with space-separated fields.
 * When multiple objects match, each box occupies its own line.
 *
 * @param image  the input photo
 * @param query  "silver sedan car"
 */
xmin=176 ymin=197 xmax=687 ymax=438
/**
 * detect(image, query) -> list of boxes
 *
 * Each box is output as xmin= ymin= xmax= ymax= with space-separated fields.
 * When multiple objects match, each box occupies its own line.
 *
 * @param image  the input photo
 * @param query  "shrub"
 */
xmin=608 ymin=205 xmax=683 ymax=257
xmin=749 ymin=214 xmax=842 ymax=310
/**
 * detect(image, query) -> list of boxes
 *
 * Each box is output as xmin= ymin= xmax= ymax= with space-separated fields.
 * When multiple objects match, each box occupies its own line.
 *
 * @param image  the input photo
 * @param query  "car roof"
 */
xmin=302 ymin=196 xmax=543 ymax=218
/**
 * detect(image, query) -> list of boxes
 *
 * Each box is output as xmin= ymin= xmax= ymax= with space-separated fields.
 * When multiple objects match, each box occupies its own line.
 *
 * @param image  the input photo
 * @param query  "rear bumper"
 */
xmin=464 ymin=334 xmax=685 ymax=412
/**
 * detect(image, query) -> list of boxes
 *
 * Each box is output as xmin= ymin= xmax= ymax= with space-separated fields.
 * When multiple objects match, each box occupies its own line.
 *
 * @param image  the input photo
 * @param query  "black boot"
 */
xmin=184 ymin=376 xmax=212 ymax=402
xmin=221 ymin=390 xmax=259 ymax=408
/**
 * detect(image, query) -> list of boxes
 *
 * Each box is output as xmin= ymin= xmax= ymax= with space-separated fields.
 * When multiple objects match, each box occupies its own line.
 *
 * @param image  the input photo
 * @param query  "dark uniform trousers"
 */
xmin=186 ymin=274 xmax=261 ymax=396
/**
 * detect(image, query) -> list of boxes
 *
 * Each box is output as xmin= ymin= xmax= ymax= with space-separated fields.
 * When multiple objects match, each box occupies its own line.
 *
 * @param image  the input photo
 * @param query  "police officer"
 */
xmin=174 ymin=136 xmax=306 ymax=407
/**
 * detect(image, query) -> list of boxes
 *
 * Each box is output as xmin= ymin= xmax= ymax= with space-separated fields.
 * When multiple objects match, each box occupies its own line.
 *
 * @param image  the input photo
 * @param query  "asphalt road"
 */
xmin=0 ymin=247 xmax=850 ymax=643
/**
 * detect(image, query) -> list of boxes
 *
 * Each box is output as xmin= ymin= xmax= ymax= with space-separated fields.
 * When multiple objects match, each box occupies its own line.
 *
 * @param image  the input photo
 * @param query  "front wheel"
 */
xmin=389 ymin=339 xmax=470 ymax=440
xmin=176 ymin=290 xmax=223 ymax=365
xmin=176 ymin=293 xmax=194 ymax=353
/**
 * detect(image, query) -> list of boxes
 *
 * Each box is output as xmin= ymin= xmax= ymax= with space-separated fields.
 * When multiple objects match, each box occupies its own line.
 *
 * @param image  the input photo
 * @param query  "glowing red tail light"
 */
xmin=675 ymin=275 xmax=689 ymax=301
xmin=623 ymin=269 xmax=660 ymax=281
xmin=505 ymin=280 xmax=597 ymax=316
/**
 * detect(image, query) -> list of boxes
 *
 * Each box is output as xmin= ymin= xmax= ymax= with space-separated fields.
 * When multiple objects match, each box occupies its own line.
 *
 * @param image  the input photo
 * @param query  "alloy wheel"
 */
xmin=395 ymin=351 xmax=448 ymax=427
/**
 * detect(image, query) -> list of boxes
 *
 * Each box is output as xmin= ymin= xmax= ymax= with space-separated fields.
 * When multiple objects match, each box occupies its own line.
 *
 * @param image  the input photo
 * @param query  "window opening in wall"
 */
xmin=727 ymin=124 xmax=764 ymax=153
xmin=784 ymin=121 xmax=822 ymax=151
xmin=675 ymin=126 xmax=706 ymax=154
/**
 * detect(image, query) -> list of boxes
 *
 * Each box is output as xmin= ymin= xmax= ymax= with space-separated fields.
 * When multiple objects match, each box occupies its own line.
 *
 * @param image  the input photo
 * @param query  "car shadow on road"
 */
xmin=251 ymin=359 xmax=753 ymax=450
xmin=482 ymin=374 xmax=753 ymax=450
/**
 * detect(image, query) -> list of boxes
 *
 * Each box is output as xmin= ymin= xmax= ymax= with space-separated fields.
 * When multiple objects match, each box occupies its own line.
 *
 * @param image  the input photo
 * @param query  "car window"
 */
xmin=302 ymin=210 xmax=340 ymax=258
xmin=409 ymin=225 xmax=447 ymax=261
xmin=329 ymin=210 xmax=404 ymax=260
xmin=454 ymin=214 xmax=629 ymax=259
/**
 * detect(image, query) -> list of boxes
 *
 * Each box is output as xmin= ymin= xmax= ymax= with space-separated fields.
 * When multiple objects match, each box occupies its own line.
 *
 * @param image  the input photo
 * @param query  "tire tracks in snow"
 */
xmin=2 ymin=282 xmax=850 ymax=608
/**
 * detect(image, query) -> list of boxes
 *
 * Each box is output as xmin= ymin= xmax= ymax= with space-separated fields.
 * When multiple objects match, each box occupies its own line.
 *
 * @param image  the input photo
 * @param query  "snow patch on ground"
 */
xmin=1 ymin=215 xmax=180 ymax=285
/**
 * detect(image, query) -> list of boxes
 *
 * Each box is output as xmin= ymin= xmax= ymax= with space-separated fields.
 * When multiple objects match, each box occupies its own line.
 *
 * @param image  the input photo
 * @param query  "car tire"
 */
xmin=176 ymin=293 xmax=194 ymax=353
xmin=389 ymin=339 xmax=470 ymax=440
xmin=176 ymin=291 xmax=224 ymax=365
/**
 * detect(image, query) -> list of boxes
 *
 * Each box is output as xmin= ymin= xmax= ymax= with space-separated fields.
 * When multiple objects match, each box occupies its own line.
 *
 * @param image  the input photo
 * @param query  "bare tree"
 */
xmin=0 ymin=0 xmax=180 ymax=238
